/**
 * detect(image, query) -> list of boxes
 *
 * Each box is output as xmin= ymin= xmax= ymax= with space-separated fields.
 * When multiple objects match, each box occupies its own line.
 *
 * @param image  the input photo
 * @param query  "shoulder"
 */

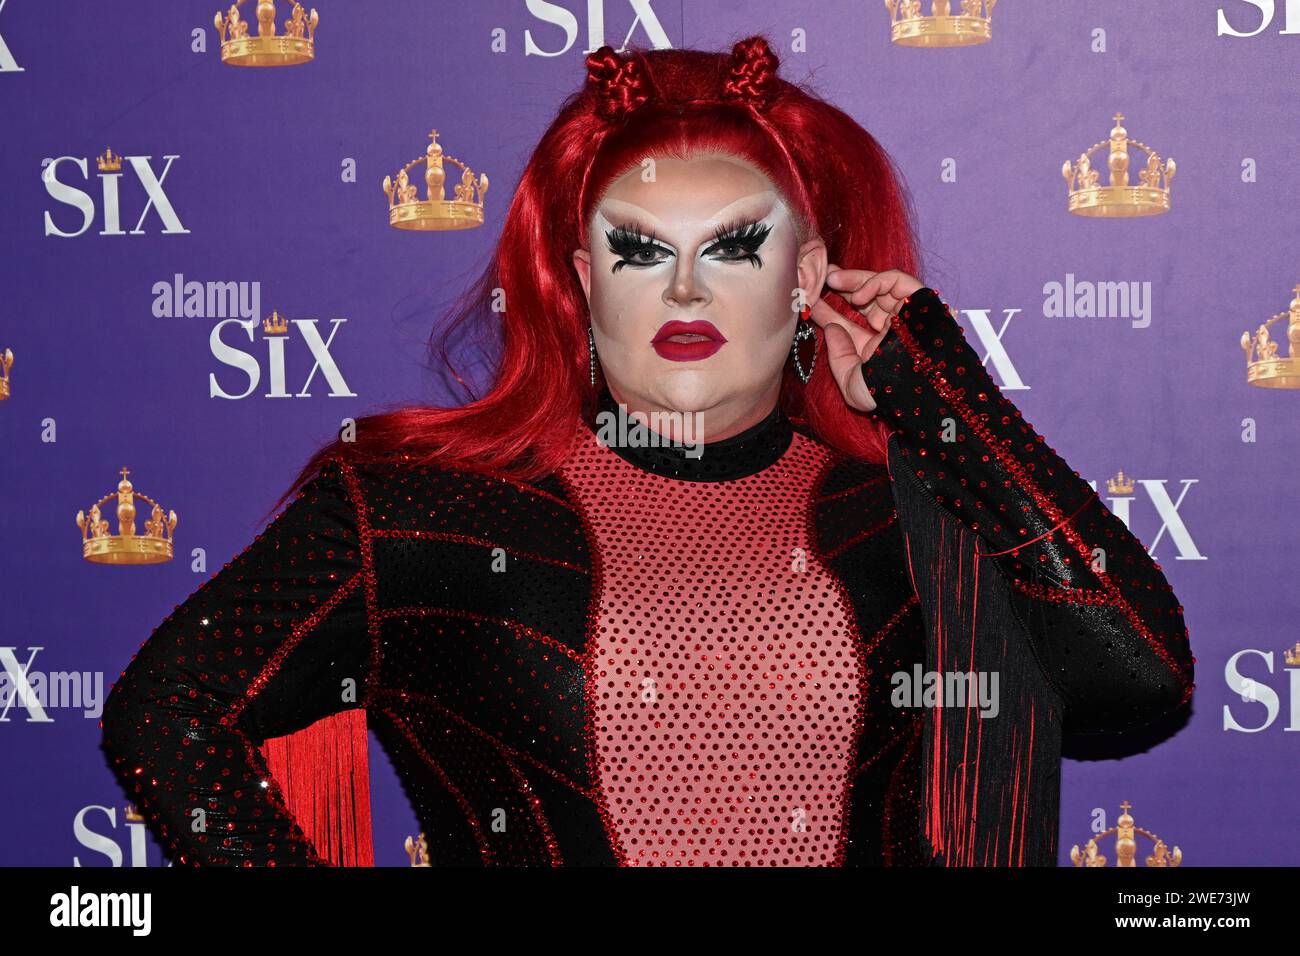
xmin=788 ymin=422 xmax=893 ymax=498
xmin=315 ymin=454 xmax=580 ymax=530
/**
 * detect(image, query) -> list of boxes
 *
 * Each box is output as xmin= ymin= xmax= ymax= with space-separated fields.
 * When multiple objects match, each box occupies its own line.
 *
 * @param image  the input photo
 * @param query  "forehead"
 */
xmin=598 ymin=153 xmax=781 ymax=224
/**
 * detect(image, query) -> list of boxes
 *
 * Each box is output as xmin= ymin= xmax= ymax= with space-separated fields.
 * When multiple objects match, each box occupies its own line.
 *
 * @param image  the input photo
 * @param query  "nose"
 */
xmin=662 ymin=256 xmax=712 ymax=310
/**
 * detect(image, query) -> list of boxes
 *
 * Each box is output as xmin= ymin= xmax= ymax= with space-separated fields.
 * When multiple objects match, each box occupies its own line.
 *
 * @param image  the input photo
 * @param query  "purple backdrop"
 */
xmin=1 ymin=0 xmax=1295 ymax=866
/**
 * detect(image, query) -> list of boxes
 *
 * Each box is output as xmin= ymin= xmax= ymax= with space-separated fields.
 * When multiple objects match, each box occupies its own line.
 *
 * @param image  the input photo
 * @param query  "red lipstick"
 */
xmin=651 ymin=319 xmax=727 ymax=362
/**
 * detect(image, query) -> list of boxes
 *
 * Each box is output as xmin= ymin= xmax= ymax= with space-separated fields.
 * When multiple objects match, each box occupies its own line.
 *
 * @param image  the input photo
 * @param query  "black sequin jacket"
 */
xmin=100 ymin=286 xmax=1195 ymax=867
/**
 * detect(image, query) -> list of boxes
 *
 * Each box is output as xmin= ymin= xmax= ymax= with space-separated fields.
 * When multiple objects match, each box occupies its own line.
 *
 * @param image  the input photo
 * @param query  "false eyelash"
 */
xmin=604 ymin=217 xmax=774 ymax=273
xmin=605 ymin=223 xmax=670 ymax=273
xmin=711 ymin=217 xmax=772 ymax=246
xmin=708 ymin=217 xmax=772 ymax=267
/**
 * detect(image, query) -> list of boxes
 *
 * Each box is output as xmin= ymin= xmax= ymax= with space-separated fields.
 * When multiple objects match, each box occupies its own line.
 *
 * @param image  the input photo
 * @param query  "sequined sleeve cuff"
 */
xmin=861 ymin=286 xmax=1195 ymax=735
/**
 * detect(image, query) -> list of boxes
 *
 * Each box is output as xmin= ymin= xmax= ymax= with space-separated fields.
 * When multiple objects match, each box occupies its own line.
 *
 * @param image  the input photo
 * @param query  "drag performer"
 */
xmin=101 ymin=36 xmax=1194 ymax=866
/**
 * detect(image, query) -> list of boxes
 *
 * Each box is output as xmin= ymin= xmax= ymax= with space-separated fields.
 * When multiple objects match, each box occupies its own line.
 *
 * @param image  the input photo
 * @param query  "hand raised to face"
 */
xmin=808 ymin=267 xmax=925 ymax=413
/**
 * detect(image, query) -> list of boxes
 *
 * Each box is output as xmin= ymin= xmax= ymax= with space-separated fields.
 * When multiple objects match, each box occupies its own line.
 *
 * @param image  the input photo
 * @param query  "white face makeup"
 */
xmin=572 ymin=153 xmax=827 ymax=443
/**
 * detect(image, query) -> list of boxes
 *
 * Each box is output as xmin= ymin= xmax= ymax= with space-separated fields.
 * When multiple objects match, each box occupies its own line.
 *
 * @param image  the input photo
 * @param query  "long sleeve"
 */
xmin=860 ymin=286 xmax=1195 ymax=737
xmin=99 ymin=458 xmax=375 ymax=865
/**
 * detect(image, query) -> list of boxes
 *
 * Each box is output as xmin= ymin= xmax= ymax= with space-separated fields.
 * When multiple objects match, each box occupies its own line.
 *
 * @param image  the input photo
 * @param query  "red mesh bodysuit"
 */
xmin=100 ymin=287 xmax=1195 ymax=867
xmin=565 ymin=416 xmax=867 ymax=865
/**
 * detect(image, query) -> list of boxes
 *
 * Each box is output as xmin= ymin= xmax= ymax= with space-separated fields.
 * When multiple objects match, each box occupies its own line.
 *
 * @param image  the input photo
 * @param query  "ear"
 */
xmin=572 ymin=247 xmax=592 ymax=305
xmin=796 ymin=237 xmax=828 ymax=312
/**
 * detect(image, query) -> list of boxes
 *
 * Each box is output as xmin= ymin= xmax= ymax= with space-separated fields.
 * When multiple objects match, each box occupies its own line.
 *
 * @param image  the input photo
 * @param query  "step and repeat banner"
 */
xmin=1 ymin=1 xmax=1295 ymax=866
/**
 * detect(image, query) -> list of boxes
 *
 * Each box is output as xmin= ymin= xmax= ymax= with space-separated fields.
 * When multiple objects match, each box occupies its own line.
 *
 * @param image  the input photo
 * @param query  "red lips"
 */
xmin=651 ymin=319 xmax=727 ymax=362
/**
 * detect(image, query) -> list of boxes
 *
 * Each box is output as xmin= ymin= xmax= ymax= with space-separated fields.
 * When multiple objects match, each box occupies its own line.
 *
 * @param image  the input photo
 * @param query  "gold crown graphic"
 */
xmin=214 ymin=1 xmax=318 ymax=67
xmin=1241 ymin=284 xmax=1300 ymax=389
xmin=0 ymin=348 xmax=11 ymax=400
xmin=1106 ymin=469 xmax=1135 ymax=495
xmin=1062 ymin=113 xmax=1175 ymax=217
xmin=383 ymin=130 xmax=490 ymax=231
xmin=263 ymin=310 xmax=289 ymax=335
xmin=96 ymin=148 xmax=122 ymax=173
xmin=75 ymin=467 xmax=177 ymax=565
xmin=125 ymin=804 xmax=143 ymax=822
xmin=1284 ymin=643 xmax=1300 ymax=666
xmin=1071 ymin=801 xmax=1182 ymax=867
xmin=405 ymin=832 xmax=431 ymax=867
xmin=885 ymin=0 xmax=996 ymax=47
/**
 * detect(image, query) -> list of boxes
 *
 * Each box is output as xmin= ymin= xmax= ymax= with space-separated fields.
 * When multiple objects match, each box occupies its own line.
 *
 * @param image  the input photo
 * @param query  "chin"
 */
xmin=649 ymin=372 xmax=723 ymax=413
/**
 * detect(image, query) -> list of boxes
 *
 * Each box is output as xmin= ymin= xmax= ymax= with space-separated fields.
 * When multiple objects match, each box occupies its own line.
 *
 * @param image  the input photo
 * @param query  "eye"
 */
xmin=605 ymin=224 xmax=671 ymax=273
xmin=702 ymin=219 xmax=772 ymax=268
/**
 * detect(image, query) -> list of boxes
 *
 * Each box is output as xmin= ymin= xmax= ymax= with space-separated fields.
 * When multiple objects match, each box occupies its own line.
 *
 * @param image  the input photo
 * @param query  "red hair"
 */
xmin=268 ymin=34 xmax=924 ymax=517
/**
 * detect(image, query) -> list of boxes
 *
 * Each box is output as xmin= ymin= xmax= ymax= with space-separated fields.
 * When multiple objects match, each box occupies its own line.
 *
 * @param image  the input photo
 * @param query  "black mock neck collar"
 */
xmin=583 ymin=383 xmax=794 ymax=482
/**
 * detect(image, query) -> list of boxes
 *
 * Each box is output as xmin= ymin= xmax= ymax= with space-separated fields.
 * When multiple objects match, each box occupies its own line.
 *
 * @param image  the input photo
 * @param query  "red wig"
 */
xmin=270 ymin=34 xmax=925 ymax=515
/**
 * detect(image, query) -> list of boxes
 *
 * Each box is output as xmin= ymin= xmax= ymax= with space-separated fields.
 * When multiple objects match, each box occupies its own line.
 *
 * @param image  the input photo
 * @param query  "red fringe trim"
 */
xmin=261 ymin=710 xmax=375 ymax=866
